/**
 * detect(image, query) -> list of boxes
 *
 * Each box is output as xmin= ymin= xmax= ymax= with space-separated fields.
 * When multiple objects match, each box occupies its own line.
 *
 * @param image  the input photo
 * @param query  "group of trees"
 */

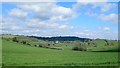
xmin=29 ymin=36 xmax=91 ymax=42
xmin=72 ymin=40 xmax=98 ymax=51
xmin=12 ymin=37 xmax=29 ymax=45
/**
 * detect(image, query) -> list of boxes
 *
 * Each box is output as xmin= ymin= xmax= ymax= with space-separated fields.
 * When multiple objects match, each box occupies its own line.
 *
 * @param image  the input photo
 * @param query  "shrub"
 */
xmin=39 ymin=44 xmax=43 ymax=47
xmin=104 ymin=42 xmax=110 ymax=46
xmin=92 ymin=42 xmax=97 ymax=47
xmin=72 ymin=41 xmax=87 ymax=51
xmin=34 ymin=45 xmax=37 ymax=47
xmin=104 ymin=40 xmax=110 ymax=46
xmin=72 ymin=45 xmax=87 ymax=51
xmin=53 ymin=44 xmax=55 ymax=46
xmin=21 ymin=41 xmax=26 ymax=44
xmin=48 ymin=44 xmax=50 ymax=46
xmin=26 ymin=43 xmax=30 ymax=45
xmin=110 ymin=42 xmax=114 ymax=46
xmin=12 ymin=37 xmax=18 ymax=42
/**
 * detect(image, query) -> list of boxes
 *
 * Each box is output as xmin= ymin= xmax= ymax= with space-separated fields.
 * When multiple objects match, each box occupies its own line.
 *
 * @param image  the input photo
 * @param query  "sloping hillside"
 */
xmin=1 ymin=34 xmax=48 ymax=47
xmin=86 ymin=39 xmax=119 ymax=52
xmin=1 ymin=34 xmax=119 ymax=52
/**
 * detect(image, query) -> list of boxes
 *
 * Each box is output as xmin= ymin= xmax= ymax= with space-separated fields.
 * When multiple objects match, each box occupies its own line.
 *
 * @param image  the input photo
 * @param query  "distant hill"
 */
xmin=1 ymin=34 xmax=91 ymax=42
xmin=28 ymin=36 xmax=91 ymax=42
xmin=1 ymin=34 xmax=119 ymax=52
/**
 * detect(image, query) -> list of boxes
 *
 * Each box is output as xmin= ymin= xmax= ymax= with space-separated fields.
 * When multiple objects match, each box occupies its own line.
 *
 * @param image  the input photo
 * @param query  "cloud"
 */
xmin=18 ymin=3 xmax=76 ymax=21
xmin=77 ymin=0 xmax=108 ymax=2
xmin=26 ymin=18 xmax=71 ymax=30
xmin=73 ymin=2 xmax=117 ymax=13
xmin=75 ymin=31 xmax=98 ymax=39
xmin=72 ymin=2 xmax=117 ymax=23
xmin=75 ymin=28 xmax=118 ymax=40
xmin=2 ymin=3 xmax=77 ymax=37
xmin=1 ymin=16 xmax=23 ymax=31
xmin=86 ymin=11 xmax=118 ymax=23
xmin=99 ymin=13 xmax=118 ymax=23
xmin=58 ymin=25 xmax=68 ymax=29
xmin=9 ymin=8 xmax=27 ymax=18
xmin=92 ymin=3 xmax=117 ymax=12
xmin=103 ymin=27 xmax=110 ymax=31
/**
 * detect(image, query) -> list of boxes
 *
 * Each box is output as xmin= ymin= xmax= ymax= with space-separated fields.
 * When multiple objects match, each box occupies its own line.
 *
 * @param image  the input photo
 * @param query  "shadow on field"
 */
xmin=91 ymin=49 xmax=120 ymax=52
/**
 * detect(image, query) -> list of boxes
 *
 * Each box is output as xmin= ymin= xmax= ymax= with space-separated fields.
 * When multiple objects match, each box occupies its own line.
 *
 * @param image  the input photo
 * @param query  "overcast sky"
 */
xmin=1 ymin=1 xmax=118 ymax=40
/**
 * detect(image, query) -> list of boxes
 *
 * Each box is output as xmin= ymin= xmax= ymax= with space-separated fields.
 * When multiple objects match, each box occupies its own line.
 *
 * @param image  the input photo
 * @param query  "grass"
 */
xmin=86 ymin=40 xmax=119 ymax=52
xmin=2 ymin=39 xmax=119 ymax=66
xmin=0 ymin=38 xmax=2 ymax=67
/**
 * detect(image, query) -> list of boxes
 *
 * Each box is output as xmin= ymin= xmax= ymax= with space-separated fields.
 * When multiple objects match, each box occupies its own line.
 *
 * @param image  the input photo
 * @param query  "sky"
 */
xmin=1 ymin=1 xmax=118 ymax=40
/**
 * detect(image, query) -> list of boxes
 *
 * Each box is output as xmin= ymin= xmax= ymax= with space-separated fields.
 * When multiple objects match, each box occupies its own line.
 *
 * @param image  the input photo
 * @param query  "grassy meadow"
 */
xmin=1 ymin=34 xmax=119 ymax=66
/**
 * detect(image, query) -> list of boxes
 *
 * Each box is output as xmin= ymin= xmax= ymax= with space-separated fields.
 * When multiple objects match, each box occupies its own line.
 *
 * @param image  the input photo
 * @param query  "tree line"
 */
xmin=29 ymin=36 xmax=91 ymax=42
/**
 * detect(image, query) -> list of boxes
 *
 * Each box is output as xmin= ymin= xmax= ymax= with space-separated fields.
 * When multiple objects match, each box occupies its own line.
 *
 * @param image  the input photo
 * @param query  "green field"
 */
xmin=2 ymin=39 xmax=119 ymax=66
xmin=0 ymin=38 xmax=2 ymax=67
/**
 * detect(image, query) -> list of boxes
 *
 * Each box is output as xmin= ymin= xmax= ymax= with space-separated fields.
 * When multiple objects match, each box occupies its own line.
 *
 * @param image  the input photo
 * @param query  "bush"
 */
xmin=34 ymin=45 xmax=37 ymax=47
xmin=26 ymin=43 xmax=31 ymax=45
xmin=72 ymin=45 xmax=87 ymax=51
xmin=110 ymin=42 xmax=114 ymax=46
xmin=39 ymin=44 xmax=43 ymax=47
xmin=12 ymin=37 xmax=18 ymax=42
xmin=72 ymin=41 xmax=87 ymax=51
xmin=21 ymin=41 xmax=26 ymax=44
xmin=48 ymin=44 xmax=50 ymax=46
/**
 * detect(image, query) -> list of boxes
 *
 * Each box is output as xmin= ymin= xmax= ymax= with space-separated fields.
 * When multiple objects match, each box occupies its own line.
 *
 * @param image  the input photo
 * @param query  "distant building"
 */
xmin=55 ymin=41 xmax=59 ymax=44
xmin=49 ymin=41 xmax=59 ymax=44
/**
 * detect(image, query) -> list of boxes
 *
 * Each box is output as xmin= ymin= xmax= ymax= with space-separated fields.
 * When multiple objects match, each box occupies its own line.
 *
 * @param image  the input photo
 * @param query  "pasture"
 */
xmin=2 ymin=39 xmax=119 ymax=66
